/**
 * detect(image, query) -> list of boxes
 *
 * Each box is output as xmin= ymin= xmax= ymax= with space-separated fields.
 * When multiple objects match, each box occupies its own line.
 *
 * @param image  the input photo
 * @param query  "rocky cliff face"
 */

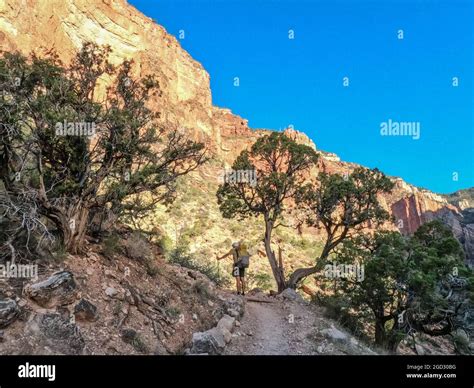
xmin=391 ymin=192 xmax=459 ymax=234
xmin=389 ymin=191 xmax=474 ymax=266
xmin=1 ymin=0 xmax=472 ymax=263
xmin=0 ymin=0 xmax=218 ymax=147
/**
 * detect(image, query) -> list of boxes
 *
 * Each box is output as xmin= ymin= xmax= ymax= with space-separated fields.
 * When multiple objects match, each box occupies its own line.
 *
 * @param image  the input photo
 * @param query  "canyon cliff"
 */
xmin=0 ymin=0 xmax=472 ymax=264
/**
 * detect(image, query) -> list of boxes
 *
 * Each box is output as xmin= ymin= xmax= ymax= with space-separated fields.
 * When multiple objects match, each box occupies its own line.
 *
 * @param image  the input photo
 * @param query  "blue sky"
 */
xmin=130 ymin=0 xmax=473 ymax=194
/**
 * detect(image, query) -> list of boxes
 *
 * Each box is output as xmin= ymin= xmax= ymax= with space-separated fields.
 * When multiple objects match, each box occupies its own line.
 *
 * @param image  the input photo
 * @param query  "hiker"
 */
xmin=216 ymin=241 xmax=251 ymax=296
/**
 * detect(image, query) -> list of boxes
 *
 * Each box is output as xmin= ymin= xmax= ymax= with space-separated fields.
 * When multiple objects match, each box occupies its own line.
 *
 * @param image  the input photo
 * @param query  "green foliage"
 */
xmin=217 ymin=132 xmax=319 ymax=222
xmin=167 ymin=246 xmax=228 ymax=287
xmin=158 ymin=233 xmax=173 ymax=254
xmin=166 ymin=306 xmax=181 ymax=319
xmin=0 ymin=43 xmax=206 ymax=254
xmin=216 ymin=132 xmax=319 ymax=290
xmin=323 ymin=220 xmax=473 ymax=351
xmin=179 ymin=217 xmax=210 ymax=241
xmin=247 ymin=271 xmax=273 ymax=291
xmin=102 ymin=233 xmax=121 ymax=259
xmin=287 ymin=167 xmax=395 ymax=288
xmin=319 ymin=294 xmax=369 ymax=340
xmin=131 ymin=335 xmax=149 ymax=354
xmin=296 ymin=167 xmax=394 ymax=231
xmin=192 ymin=280 xmax=211 ymax=301
xmin=51 ymin=242 xmax=69 ymax=263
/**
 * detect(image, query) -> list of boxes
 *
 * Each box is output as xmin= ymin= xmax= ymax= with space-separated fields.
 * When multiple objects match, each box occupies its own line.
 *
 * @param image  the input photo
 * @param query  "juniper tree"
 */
xmin=286 ymin=167 xmax=394 ymax=288
xmin=327 ymin=221 xmax=473 ymax=351
xmin=216 ymin=132 xmax=318 ymax=292
xmin=0 ymin=43 xmax=206 ymax=254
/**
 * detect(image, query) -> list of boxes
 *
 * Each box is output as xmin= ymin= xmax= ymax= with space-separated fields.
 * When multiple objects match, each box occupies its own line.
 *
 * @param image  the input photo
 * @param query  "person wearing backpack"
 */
xmin=216 ymin=241 xmax=251 ymax=295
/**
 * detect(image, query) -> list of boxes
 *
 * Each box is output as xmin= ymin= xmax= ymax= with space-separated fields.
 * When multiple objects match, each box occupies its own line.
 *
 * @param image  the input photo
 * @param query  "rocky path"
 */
xmin=224 ymin=290 xmax=377 ymax=356
xmin=225 ymin=300 xmax=293 ymax=355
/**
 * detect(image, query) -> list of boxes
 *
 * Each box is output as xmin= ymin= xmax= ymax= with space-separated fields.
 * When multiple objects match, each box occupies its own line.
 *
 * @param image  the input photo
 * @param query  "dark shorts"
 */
xmin=232 ymin=266 xmax=245 ymax=278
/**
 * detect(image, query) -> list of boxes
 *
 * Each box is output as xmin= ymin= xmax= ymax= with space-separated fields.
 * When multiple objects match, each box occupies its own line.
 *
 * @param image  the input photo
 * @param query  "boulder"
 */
xmin=0 ymin=298 xmax=20 ymax=328
xmin=248 ymin=288 xmax=265 ymax=297
xmin=321 ymin=325 xmax=348 ymax=342
xmin=190 ymin=327 xmax=226 ymax=355
xmin=217 ymin=314 xmax=235 ymax=333
xmin=221 ymin=328 xmax=232 ymax=344
xmin=223 ymin=296 xmax=245 ymax=318
xmin=26 ymin=312 xmax=85 ymax=354
xmin=24 ymin=271 xmax=77 ymax=308
xmin=74 ymin=299 xmax=98 ymax=322
xmin=154 ymin=341 xmax=170 ymax=355
xmin=277 ymin=288 xmax=303 ymax=302
xmin=227 ymin=308 xmax=239 ymax=318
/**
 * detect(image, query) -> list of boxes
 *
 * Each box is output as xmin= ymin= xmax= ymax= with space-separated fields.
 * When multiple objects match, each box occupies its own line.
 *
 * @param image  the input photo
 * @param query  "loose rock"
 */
xmin=190 ymin=327 xmax=226 ymax=355
xmin=217 ymin=314 xmax=235 ymax=333
xmin=24 ymin=271 xmax=77 ymax=308
xmin=74 ymin=299 xmax=98 ymax=322
xmin=0 ymin=298 xmax=20 ymax=328
xmin=321 ymin=325 xmax=348 ymax=342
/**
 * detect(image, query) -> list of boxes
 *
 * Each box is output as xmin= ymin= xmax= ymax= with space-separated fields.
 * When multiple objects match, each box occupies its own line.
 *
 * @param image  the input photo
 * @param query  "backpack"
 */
xmin=235 ymin=243 xmax=250 ymax=268
xmin=238 ymin=255 xmax=250 ymax=268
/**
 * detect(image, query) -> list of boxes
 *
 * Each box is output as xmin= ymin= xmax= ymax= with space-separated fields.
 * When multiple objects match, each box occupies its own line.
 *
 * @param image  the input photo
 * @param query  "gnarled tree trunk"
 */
xmin=264 ymin=217 xmax=286 ymax=292
xmin=287 ymin=265 xmax=318 ymax=289
xmin=45 ymin=203 xmax=90 ymax=254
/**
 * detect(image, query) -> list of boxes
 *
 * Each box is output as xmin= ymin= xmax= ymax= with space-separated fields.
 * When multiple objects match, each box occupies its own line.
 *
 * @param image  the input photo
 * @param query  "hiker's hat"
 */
xmin=232 ymin=241 xmax=240 ymax=248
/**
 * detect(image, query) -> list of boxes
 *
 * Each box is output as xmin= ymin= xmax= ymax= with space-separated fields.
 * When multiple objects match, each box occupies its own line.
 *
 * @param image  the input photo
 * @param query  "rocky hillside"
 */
xmin=0 ymin=0 xmax=472 ymax=357
xmin=0 ymin=232 xmax=385 ymax=355
xmin=0 ymin=228 xmax=246 ymax=355
xmin=0 ymin=0 xmax=472 ymax=267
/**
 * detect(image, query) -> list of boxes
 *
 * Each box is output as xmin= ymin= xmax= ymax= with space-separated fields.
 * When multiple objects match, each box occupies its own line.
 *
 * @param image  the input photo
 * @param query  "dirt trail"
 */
xmin=225 ymin=301 xmax=291 ymax=355
xmin=224 ymin=294 xmax=318 ymax=355
xmin=224 ymin=291 xmax=377 ymax=356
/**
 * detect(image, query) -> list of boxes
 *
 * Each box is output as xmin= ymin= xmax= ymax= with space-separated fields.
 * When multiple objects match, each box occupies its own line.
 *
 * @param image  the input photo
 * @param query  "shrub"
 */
xmin=166 ymin=306 xmax=181 ymax=319
xmin=124 ymin=232 xmax=152 ymax=261
xmin=247 ymin=272 xmax=273 ymax=291
xmin=192 ymin=280 xmax=211 ymax=301
xmin=144 ymin=258 xmax=160 ymax=277
xmin=167 ymin=246 xmax=228 ymax=287
xmin=51 ymin=243 xmax=69 ymax=263
xmin=158 ymin=234 xmax=173 ymax=254
xmin=102 ymin=233 xmax=121 ymax=259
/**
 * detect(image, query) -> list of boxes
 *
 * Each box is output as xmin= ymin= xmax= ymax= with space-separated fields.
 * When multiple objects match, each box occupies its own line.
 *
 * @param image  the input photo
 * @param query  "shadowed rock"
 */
xmin=74 ymin=299 xmax=98 ymax=322
xmin=24 ymin=271 xmax=77 ymax=308
xmin=190 ymin=328 xmax=226 ymax=355
xmin=0 ymin=299 xmax=20 ymax=328
xmin=26 ymin=313 xmax=85 ymax=354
